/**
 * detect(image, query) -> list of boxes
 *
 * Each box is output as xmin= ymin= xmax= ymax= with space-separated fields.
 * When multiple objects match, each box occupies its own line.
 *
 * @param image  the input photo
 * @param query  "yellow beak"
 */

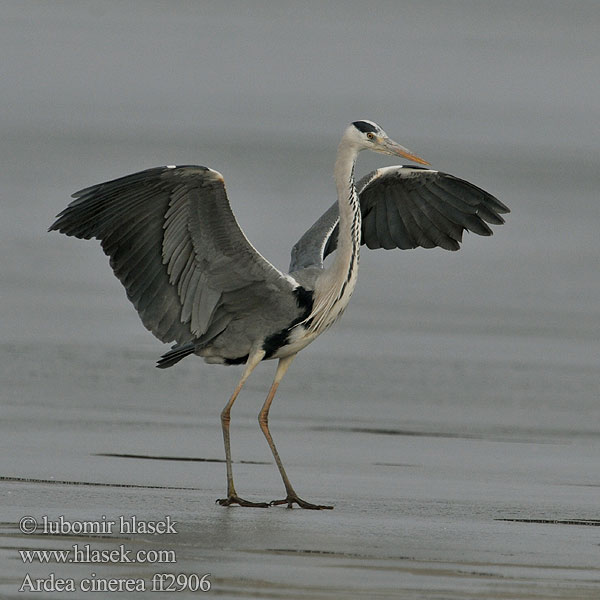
xmin=382 ymin=138 xmax=430 ymax=166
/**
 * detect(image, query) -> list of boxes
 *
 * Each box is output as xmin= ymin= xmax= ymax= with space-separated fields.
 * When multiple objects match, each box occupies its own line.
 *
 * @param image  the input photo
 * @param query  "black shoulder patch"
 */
xmin=261 ymin=329 xmax=290 ymax=360
xmin=261 ymin=286 xmax=314 ymax=359
xmin=352 ymin=120 xmax=378 ymax=134
xmin=293 ymin=286 xmax=314 ymax=315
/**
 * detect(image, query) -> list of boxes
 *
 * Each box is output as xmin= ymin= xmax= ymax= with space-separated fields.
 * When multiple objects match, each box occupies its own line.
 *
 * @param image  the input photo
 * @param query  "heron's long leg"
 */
xmin=217 ymin=349 xmax=269 ymax=508
xmin=258 ymin=354 xmax=333 ymax=510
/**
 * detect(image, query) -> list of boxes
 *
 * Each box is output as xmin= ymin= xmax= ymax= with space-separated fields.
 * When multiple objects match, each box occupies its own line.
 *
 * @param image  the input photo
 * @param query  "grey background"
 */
xmin=2 ymin=1 xmax=599 ymax=598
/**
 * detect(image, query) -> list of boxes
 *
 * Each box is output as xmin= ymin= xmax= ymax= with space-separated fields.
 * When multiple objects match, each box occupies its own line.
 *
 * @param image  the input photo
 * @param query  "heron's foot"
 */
xmin=216 ymin=495 xmax=270 ymax=508
xmin=270 ymin=495 xmax=333 ymax=510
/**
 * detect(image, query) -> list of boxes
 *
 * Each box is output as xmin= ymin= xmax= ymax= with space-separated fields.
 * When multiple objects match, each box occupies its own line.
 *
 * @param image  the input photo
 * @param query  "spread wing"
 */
xmin=50 ymin=165 xmax=298 ymax=346
xmin=289 ymin=165 xmax=509 ymax=271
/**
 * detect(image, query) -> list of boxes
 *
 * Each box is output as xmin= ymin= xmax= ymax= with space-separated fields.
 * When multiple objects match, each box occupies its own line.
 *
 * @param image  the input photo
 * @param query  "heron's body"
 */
xmin=158 ymin=126 xmax=366 ymax=368
xmin=199 ymin=283 xmax=317 ymax=365
xmin=50 ymin=120 xmax=509 ymax=509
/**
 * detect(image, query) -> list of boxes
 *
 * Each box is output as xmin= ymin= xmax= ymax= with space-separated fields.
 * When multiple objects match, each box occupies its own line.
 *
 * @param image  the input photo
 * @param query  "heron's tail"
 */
xmin=156 ymin=342 xmax=196 ymax=369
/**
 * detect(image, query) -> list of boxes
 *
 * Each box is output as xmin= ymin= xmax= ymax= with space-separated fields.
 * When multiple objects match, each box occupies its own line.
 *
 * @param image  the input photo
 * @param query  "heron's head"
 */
xmin=347 ymin=120 xmax=429 ymax=165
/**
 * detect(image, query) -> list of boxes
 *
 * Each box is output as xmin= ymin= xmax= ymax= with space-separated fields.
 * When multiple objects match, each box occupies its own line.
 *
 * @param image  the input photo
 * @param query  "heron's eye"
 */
xmin=367 ymin=132 xmax=375 ymax=140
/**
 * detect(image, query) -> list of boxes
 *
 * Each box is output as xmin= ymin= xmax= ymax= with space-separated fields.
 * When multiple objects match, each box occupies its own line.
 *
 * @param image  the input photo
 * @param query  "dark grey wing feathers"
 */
xmin=375 ymin=195 xmax=396 ymax=249
xmin=402 ymin=188 xmax=438 ymax=248
xmin=384 ymin=189 xmax=413 ymax=249
xmin=291 ymin=165 xmax=509 ymax=267
xmin=50 ymin=165 xmax=297 ymax=346
xmin=407 ymin=189 xmax=453 ymax=249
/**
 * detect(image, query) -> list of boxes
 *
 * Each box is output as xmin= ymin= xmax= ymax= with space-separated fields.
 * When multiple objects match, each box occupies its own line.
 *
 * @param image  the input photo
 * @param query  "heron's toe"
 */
xmin=270 ymin=495 xmax=333 ymax=510
xmin=216 ymin=495 xmax=270 ymax=508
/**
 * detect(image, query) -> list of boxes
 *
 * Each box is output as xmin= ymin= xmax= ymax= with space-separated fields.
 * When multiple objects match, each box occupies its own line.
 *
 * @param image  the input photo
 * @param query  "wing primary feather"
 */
xmin=475 ymin=204 xmax=506 ymax=225
xmin=439 ymin=175 xmax=509 ymax=214
xmin=429 ymin=180 xmax=494 ymax=236
xmin=434 ymin=176 xmax=508 ymax=221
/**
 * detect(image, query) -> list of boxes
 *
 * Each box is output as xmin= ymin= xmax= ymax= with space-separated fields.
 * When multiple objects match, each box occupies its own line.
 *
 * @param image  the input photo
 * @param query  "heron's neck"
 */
xmin=332 ymin=141 xmax=361 ymax=286
xmin=305 ymin=141 xmax=361 ymax=334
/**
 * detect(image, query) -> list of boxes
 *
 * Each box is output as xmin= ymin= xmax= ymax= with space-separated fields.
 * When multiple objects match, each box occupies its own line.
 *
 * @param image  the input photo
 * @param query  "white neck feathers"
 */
xmin=304 ymin=136 xmax=361 ymax=333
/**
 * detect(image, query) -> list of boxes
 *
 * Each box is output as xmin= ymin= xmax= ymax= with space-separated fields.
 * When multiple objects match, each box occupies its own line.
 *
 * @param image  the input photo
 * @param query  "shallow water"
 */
xmin=2 ymin=1 xmax=599 ymax=598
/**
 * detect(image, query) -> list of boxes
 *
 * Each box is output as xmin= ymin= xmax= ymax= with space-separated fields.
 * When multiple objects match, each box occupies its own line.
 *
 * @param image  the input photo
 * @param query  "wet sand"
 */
xmin=3 ymin=322 xmax=599 ymax=598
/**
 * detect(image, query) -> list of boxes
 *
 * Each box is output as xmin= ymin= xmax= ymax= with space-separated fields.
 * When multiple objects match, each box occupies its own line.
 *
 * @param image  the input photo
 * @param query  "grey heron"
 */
xmin=50 ymin=120 xmax=509 ymax=509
